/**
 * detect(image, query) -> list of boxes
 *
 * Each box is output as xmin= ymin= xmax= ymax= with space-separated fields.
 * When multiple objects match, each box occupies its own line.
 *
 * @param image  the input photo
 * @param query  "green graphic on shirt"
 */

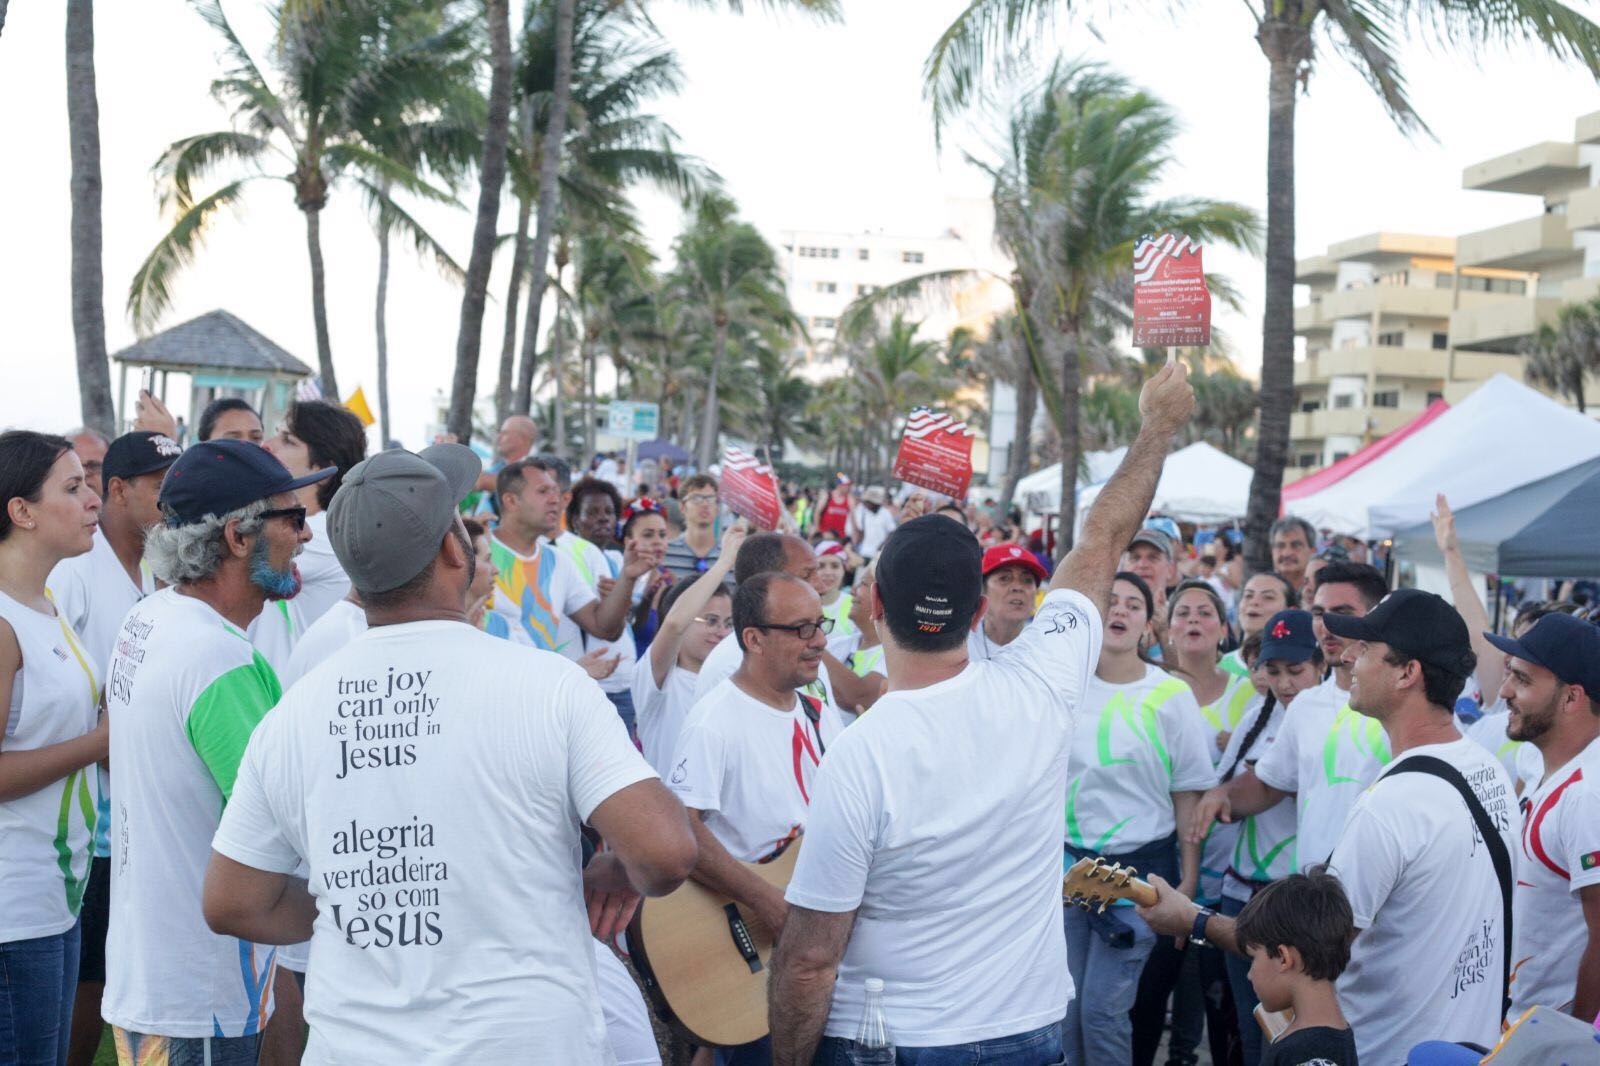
xmin=1064 ymin=777 xmax=1131 ymax=852
xmin=186 ymin=651 xmax=283 ymax=802
xmin=1232 ymin=815 xmax=1297 ymax=882
xmin=1095 ymin=679 xmax=1186 ymax=776
xmin=52 ymin=766 xmax=95 ymax=914
xmin=1321 ymin=703 xmax=1389 ymax=787
xmin=1201 ymin=678 xmax=1254 ymax=735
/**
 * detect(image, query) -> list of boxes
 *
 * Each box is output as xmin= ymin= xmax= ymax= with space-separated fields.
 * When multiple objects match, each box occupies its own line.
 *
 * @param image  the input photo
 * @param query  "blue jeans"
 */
xmin=0 ymin=918 xmax=82 ymax=1066
xmin=111 ymin=1030 xmax=263 ymax=1065
xmin=1220 ymin=895 xmax=1262 ymax=1066
xmin=814 ymin=1021 xmax=1064 ymax=1065
xmin=1062 ymin=905 xmax=1156 ymax=1066
xmin=605 ymin=688 xmax=637 ymax=740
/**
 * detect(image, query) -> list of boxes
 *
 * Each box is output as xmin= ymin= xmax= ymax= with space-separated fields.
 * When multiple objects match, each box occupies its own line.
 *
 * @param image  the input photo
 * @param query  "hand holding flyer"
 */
xmin=892 ymin=408 xmax=975 ymax=500
xmin=1132 ymin=233 xmax=1211 ymax=348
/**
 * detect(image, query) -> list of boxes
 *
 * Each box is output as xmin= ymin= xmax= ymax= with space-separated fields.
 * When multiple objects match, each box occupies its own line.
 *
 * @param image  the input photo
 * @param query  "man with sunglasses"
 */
xmin=101 ymin=440 xmax=334 ymax=1064
xmin=666 ymin=570 xmax=844 ymax=1066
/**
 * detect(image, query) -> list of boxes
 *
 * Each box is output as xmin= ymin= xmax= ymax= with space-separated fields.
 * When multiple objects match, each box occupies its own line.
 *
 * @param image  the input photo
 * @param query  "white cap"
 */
xmin=864 ymin=977 xmax=884 ymax=993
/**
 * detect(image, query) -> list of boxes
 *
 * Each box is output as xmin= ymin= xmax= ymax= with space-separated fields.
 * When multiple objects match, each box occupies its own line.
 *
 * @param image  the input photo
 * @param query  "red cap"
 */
xmin=981 ymin=543 xmax=1048 ymax=583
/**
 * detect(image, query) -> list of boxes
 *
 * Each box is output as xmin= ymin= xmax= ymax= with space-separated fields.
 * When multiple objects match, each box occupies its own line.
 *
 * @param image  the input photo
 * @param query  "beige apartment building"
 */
xmin=1448 ymin=110 xmax=1600 ymax=402
xmin=1292 ymin=233 xmax=1527 ymax=473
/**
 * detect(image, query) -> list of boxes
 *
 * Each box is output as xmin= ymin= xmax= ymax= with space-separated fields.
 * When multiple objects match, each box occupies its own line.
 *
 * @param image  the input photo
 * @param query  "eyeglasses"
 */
xmin=258 ymin=505 xmax=308 ymax=532
xmin=694 ymin=614 xmax=733 ymax=630
xmin=684 ymin=493 xmax=718 ymax=505
xmin=757 ymin=617 xmax=834 ymax=641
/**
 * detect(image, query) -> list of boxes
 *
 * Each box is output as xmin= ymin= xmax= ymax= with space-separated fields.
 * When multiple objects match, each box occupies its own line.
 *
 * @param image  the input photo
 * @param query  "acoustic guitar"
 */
xmin=626 ymin=841 xmax=800 ymax=1048
xmin=629 ymin=851 xmax=1158 ymax=1048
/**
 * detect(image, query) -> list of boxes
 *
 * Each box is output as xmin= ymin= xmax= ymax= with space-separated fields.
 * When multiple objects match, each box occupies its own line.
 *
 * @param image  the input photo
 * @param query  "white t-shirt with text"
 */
xmin=1329 ymin=736 xmax=1516 ymax=1063
xmin=212 ymin=621 xmax=655 ymax=1065
xmin=631 ymin=658 xmax=699 ymax=776
xmin=785 ymin=589 xmax=1103 ymax=1046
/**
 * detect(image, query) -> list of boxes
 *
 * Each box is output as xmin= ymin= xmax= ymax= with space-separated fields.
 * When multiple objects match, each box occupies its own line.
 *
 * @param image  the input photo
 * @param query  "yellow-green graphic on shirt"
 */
xmin=1322 ymin=703 xmax=1389 ymax=786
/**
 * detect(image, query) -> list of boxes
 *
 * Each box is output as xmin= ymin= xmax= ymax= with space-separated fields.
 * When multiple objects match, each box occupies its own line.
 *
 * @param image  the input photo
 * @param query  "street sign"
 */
xmin=606 ymin=401 xmax=660 ymax=441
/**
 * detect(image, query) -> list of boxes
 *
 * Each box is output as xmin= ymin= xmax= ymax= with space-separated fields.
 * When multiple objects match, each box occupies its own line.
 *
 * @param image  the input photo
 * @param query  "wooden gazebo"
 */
xmin=111 ymin=310 xmax=314 ymax=433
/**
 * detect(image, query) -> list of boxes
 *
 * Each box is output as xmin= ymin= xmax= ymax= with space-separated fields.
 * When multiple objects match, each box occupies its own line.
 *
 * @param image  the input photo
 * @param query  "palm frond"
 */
xmin=153 ymin=130 xmax=274 ymax=213
xmin=1321 ymin=0 xmax=1423 ymax=135
xmin=359 ymin=177 xmax=466 ymax=282
xmin=128 ymin=179 xmax=259 ymax=334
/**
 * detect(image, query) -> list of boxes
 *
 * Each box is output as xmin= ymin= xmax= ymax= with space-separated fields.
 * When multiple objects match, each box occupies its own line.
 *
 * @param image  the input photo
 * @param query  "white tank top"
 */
xmin=0 ymin=588 xmax=100 ymax=942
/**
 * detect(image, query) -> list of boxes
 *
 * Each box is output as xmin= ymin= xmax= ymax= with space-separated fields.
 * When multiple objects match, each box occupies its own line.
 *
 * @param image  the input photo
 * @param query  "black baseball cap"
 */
xmin=1321 ymin=588 xmax=1475 ymax=676
xmin=103 ymin=431 xmax=183 ymax=485
xmin=1485 ymin=613 xmax=1600 ymax=698
xmin=1258 ymin=609 xmax=1318 ymax=663
xmin=160 ymin=438 xmax=335 ymax=527
xmin=874 ymin=515 xmax=982 ymax=637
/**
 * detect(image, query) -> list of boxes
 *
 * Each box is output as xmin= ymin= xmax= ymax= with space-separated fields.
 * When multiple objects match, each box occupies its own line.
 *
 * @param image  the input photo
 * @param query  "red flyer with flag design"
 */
xmin=892 ymin=407 xmax=974 ymax=499
xmin=719 ymin=446 xmax=784 ymax=530
xmin=1132 ymin=233 xmax=1211 ymax=347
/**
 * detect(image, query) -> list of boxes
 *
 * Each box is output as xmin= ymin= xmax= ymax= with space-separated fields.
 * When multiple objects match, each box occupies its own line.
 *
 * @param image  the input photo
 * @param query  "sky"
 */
xmin=3 ymin=0 xmax=1598 ymax=446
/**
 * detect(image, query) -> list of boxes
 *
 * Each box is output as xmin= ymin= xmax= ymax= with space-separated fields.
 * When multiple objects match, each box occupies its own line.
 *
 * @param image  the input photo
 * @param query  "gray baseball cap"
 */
xmin=326 ymin=443 xmax=482 ymax=594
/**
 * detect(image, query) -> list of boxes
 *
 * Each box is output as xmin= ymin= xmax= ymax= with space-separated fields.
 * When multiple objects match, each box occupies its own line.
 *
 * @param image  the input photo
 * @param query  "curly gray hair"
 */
xmin=145 ymin=498 xmax=271 ymax=585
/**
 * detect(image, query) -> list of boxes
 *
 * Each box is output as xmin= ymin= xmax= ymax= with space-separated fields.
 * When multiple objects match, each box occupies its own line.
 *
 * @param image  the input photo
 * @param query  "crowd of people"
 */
xmin=1 ymin=362 xmax=1598 ymax=1066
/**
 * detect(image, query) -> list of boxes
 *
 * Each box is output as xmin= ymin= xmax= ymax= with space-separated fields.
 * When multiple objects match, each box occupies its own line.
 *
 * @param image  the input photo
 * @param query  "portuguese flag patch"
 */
xmin=1582 ymin=851 xmax=1600 ymax=871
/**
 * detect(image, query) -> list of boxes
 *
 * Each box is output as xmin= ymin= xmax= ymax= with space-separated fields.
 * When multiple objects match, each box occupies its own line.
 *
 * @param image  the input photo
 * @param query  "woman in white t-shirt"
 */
xmin=632 ymin=525 xmax=744 ymax=773
xmin=0 ymin=431 xmax=107 ymax=1061
xmin=811 ymin=541 xmax=855 ymax=653
xmin=1063 ymin=572 xmax=1216 ymax=1066
xmin=1220 ymin=571 xmax=1297 ymax=680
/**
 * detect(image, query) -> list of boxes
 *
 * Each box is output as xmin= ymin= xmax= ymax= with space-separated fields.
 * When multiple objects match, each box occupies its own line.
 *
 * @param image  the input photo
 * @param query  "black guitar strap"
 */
xmin=1378 ymin=754 xmax=1513 ymax=1024
xmin=798 ymin=692 xmax=826 ymax=757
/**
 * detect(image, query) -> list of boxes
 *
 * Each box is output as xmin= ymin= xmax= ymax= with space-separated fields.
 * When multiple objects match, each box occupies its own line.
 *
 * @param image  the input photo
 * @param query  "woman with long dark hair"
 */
xmin=0 ymin=431 xmax=106 ymax=1062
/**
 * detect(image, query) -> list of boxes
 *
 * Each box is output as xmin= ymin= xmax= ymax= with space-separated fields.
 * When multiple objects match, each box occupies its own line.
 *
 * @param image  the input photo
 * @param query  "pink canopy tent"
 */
xmin=1280 ymin=399 xmax=1450 ymax=510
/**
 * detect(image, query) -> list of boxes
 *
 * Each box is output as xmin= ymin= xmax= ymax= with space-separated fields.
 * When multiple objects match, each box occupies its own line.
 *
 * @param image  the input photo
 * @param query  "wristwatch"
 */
xmin=1189 ymin=906 xmax=1215 ymax=948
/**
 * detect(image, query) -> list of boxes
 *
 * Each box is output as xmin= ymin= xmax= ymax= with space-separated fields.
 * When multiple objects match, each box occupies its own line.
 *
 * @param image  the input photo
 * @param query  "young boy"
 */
xmin=1234 ymin=865 xmax=1360 ymax=1066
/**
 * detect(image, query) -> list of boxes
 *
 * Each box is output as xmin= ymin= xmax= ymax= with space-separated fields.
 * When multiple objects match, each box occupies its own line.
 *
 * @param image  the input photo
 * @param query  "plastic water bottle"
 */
xmin=848 ymin=977 xmax=895 ymax=1065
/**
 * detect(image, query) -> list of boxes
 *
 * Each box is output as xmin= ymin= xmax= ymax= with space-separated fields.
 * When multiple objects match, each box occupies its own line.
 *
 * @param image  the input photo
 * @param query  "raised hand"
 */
xmin=134 ymin=390 xmax=179 ymax=439
xmin=1137 ymin=360 xmax=1196 ymax=435
xmin=1430 ymin=493 xmax=1458 ymax=554
xmin=720 ymin=521 xmax=749 ymax=562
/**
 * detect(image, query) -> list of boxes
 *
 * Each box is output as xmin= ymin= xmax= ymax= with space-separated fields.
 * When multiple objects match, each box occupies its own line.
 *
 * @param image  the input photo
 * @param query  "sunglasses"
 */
xmin=258 ymin=505 xmax=308 ymax=532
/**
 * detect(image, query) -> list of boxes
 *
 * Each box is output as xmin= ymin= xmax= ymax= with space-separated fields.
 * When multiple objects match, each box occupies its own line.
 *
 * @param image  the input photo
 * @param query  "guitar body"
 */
xmin=626 ymin=842 xmax=800 ymax=1047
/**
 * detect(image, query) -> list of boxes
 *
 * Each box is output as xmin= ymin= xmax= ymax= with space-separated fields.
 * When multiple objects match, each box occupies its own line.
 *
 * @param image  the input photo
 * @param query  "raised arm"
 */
xmin=648 ymin=525 xmax=745 ymax=687
xmin=1053 ymin=362 xmax=1195 ymax=613
xmin=1431 ymin=494 xmax=1503 ymax=701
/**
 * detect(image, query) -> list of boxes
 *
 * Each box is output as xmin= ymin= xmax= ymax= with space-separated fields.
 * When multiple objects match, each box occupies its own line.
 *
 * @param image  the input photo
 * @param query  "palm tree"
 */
xmin=846 ymin=313 xmax=963 ymax=480
xmin=130 ymin=0 xmax=472 ymax=401
xmin=1191 ymin=361 xmax=1259 ymax=456
xmin=1524 ymin=299 xmax=1600 ymax=413
xmin=445 ymin=0 xmax=514 ymax=440
xmin=502 ymin=0 xmax=712 ymax=422
xmin=667 ymin=192 xmax=796 ymax=469
xmin=571 ymin=226 xmax=659 ymax=455
xmin=925 ymin=0 xmax=1600 ymax=570
xmin=979 ymin=312 xmax=1038 ymax=515
xmin=67 ymin=0 xmax=114 ymax=434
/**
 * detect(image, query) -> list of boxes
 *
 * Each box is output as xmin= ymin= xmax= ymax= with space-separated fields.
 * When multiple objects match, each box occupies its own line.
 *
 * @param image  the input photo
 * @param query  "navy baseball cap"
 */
xmin=159 ymin=439 xmax=335 ymax=527
xmin=1258 ymin=609 xmax=1318 ymax=663
xmin=103 ymin=431 xmax=183 ymax=485
xmin=1485 ymin=613 xmax=1600 ymax=698
xmin=1322 ymin=588 xmax=1476 ymax=676
xmin=875 ymin=514 xmax=982 ymax=637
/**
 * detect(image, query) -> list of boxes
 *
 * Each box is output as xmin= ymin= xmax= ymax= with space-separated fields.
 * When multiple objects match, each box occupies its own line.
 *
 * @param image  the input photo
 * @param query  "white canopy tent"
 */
xmin=1286 ymin=375 xmax=1600 ymax=539
xmin=1013 ymin=447 xmax=1126 ymax=517
xmin=1076 ymin=441 xmax=1253 ymax=526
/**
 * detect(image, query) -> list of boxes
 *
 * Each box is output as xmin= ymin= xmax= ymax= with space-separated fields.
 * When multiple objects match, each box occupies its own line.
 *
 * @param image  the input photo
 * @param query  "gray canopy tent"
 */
xmin=110 ymin=310 xmax=314 ymax=434
xmin=1390 ymin=455 xmax=1600 ymax=577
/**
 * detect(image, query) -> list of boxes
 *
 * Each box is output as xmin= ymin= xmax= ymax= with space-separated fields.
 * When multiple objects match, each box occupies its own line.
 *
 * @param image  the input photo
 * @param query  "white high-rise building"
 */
xmin=774 ymin=198 xmax=1013 ymax=381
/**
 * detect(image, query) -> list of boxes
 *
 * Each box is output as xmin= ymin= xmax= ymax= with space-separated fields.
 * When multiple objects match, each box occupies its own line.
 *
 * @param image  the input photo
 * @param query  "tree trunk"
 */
xmin=495 ymin=192 xmax=533 ymax=424
xmin=374 ymin=213 xmax=392 ymax=447
xmin=551 ymin=278 xmax=567 ymax=457
xmin=66 ymin=0 xmax=114 ymax=435
xmin=1055 ymin=316 xmax=1084 ymax=560
xmin=584 ymin=340 xmax=597 ymax=458
xmin=513 ymin=0 xmax=576 ymax=416
xmin=303 ymin=205 xmax=339 ymax=399
xmin=697 ymin=318 xmax=728 ymax=470
xmin=0 ymin=0 xmax=10 ymax=36
xmin=446 ymin=0 xmax=513 ymax=442
xmin=1242 ymin=19 xmax=1311 ymax=574
xmin=998 ymin=363 xmax=1037 ymax=516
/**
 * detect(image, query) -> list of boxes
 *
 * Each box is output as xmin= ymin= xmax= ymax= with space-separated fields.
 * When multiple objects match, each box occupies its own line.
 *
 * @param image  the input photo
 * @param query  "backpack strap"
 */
xmin=798 ymin=693 xmax=826 ymax=757
xmin=1379 ymin=754 xmax=1513 ymax=1024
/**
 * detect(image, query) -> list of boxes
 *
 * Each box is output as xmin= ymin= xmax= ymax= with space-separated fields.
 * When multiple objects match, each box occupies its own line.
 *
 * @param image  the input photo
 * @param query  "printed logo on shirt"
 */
xmin=1582 ymin=850 xmax=1600 ymax=871
xmin=670 ymin=759 xmax=687 ymax=785
xmin=52 ymin=645 xmax=70 ymax=662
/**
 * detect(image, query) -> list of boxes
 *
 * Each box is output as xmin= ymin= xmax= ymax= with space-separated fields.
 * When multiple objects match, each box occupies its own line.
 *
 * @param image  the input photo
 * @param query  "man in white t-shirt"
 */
xmin=666 ymin=570 xmax=844 ymax=1065
xmin=851 ymin=486 xmax=896 ymax=560
xmin=486 ymin=457 xmax=634 ymax=660
xmin=47 ymin=430 xmax=176 ymax=1065
xmin=1191 ymin=562 xmax=1392 ymax=875
xmin=1140 ymin=589 xmax=1517 ymax=1064
xmin=202 ymin=444 xmax=698 ymax=1065
xmin=103 ymin=439 xmax=334 ymax=1065
xmin=1484 ymin=613 xmax=1600 ymax=1020
xmin=768 ymin=361 xmax=1196 ymax=1066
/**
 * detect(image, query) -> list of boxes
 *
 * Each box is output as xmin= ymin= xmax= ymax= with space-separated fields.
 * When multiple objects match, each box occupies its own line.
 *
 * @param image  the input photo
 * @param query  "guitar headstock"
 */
xmin=1062 ymin=856 xmax=1153 ymax=913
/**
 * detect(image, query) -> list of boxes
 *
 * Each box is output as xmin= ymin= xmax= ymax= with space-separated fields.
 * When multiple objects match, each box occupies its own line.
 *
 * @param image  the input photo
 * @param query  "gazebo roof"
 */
xmin=111 ymin=310 xmax=313 ymax=377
